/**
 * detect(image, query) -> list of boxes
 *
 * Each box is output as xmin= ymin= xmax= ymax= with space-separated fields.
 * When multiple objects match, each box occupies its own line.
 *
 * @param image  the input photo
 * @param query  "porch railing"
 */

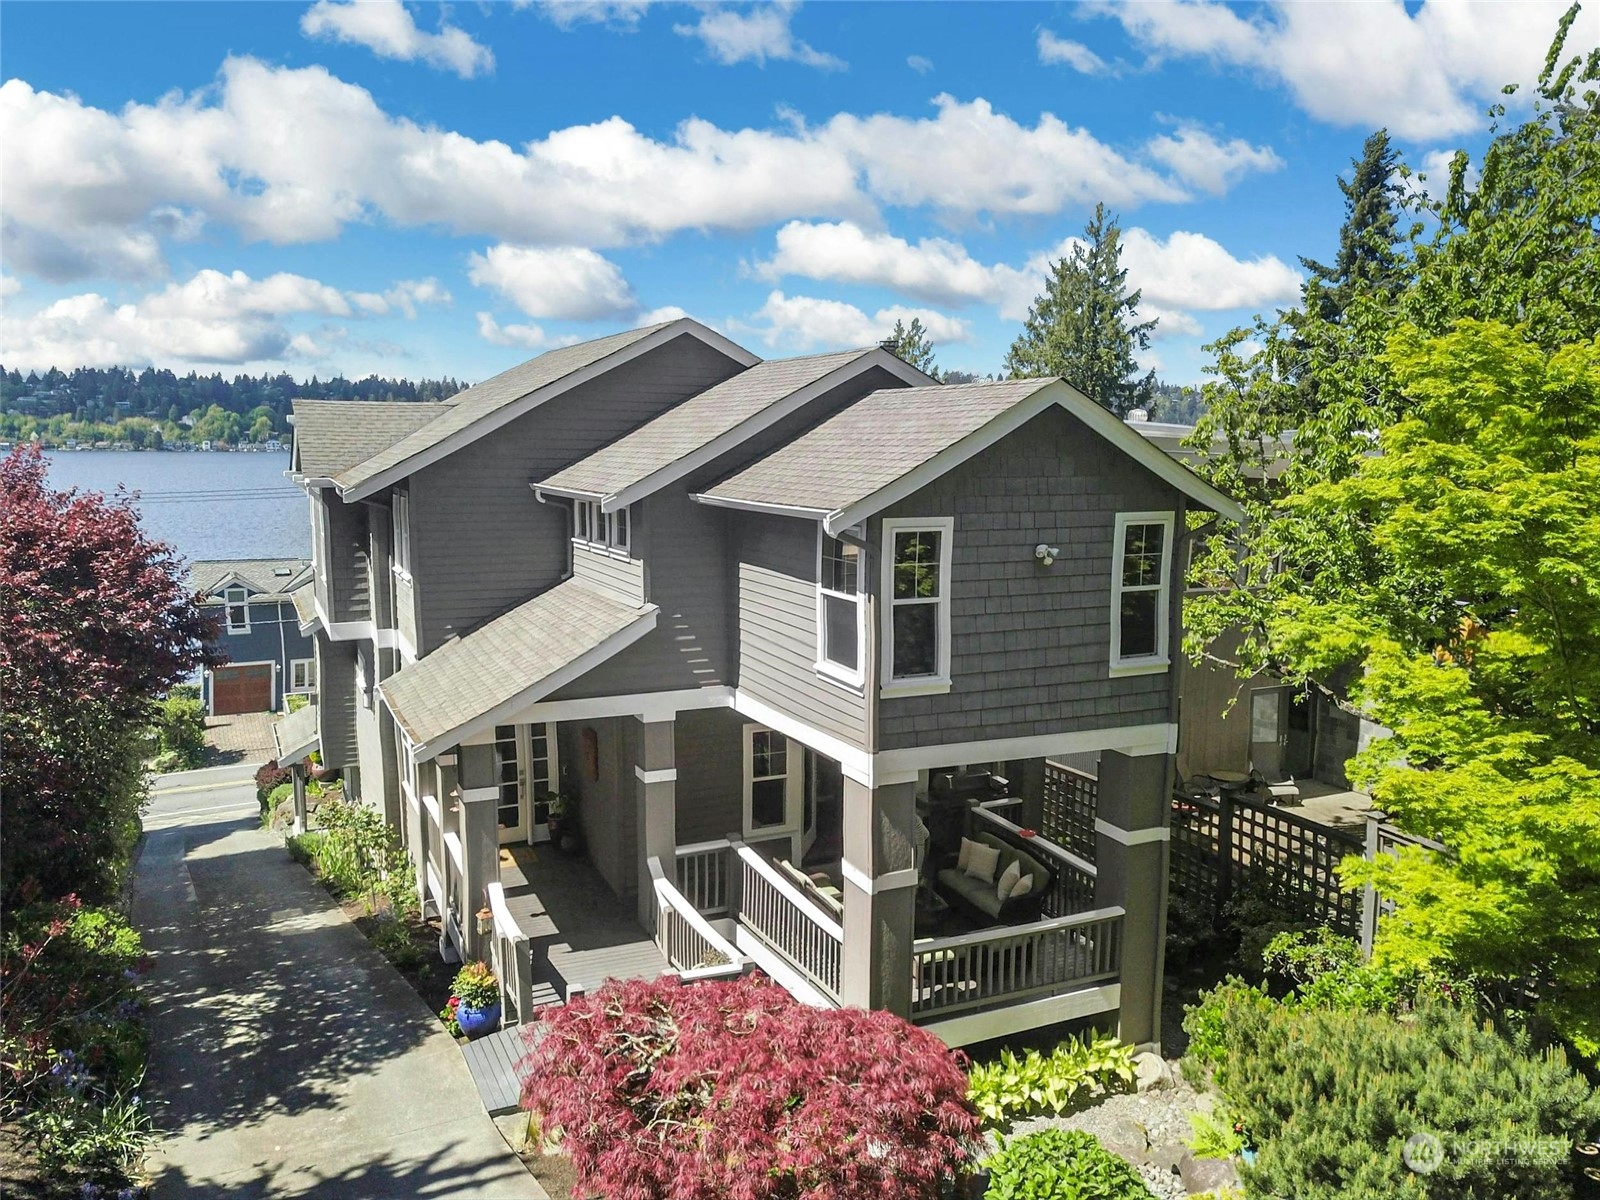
xmin=971 ymin=800 xmax=1099 ymax=916
xmin=486 ymin=881 xmax=535 ymax=1027
xmin=675 ymin=839 xmax=734 ymax=917
xmin=648 ymin=857 xmax=745 ymax=980
xmin=734 ymin=842 xmax=842 ymax=1002
xmin=910 ymin=905 xmax=1124 ymax=1020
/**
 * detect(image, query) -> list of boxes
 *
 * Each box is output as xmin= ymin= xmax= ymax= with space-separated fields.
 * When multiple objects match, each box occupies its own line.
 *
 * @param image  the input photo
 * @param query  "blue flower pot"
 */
xmin=456 ymin=1001 xmax=501 ymax=1038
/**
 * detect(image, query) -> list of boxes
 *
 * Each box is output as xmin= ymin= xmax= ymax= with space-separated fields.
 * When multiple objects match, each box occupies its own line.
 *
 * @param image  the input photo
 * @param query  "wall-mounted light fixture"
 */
xmin=1035 ymin=543 xmax=1060 ymax=567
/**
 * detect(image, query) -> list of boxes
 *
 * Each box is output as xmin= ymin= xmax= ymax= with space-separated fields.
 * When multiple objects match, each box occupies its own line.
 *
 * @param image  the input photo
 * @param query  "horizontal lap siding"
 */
xmin=410 ymin=335 xmax=744 ymax=653
xmin=876 ymin=405 xmax=1179 ymax=750
xmin=326 ymin=499 xmax=370 ymax=625
xmin=735 ymin=511 xmax=867 ymax=750
xmin=316 ymin=636 xmax=359 ymax=768
xmin=674 ymin=707 xmax=744 ymax=845
xmin=571 ymin=546 xmax=646 ymax=607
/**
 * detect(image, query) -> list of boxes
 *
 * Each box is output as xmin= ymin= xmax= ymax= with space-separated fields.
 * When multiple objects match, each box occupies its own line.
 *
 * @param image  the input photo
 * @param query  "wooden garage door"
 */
xmin=212 ymin=664 xmax=274 ymax=715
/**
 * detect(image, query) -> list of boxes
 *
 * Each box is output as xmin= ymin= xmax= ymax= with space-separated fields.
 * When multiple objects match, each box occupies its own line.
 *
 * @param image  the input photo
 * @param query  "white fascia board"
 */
xmin=408 ymin=607 xmax=659 ymax=758
xmin=531 ymin=483 xmax=602 ymax=503
xmin=339 ymin=319 xmax=761 ymax=502
xmin=495 ymin=684 xmax=732 ymax=727
xmin=691 ymin=494 xmax=832 ymax=521
xmin=602 ymin=348 xmax=941 ymax=515
xmin=875 ymin=722 xmax=1176 ymax=775
xmin=824 ymin=382 xmax=1060 ymax=535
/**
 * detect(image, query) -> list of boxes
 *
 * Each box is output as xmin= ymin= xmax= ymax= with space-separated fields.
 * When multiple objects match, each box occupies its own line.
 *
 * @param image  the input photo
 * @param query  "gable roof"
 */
xmin=189 ymin=558 xmax=314 ymax=601
xmin=533 ymin=346 xmax=934 ymax=512
xmin=379 ymin=579 xmax=658 ymax=757
xmin=333 ymin=318 xmax=759 ymax=501
xmin=695 ymin=378 xmax=1245 ymax=534
xmin=290 ymin=401 xmax=442 ymax=481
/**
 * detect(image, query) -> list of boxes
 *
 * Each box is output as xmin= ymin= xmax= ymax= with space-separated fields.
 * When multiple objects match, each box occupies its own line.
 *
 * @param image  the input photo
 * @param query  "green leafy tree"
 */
xmin=1184 ymin=9 xmax=1600 ymax=1050
xmin=1004 ymin=203 xmax=1156 ymax=416
xmin=882 ymin=317 xmax=938 ymax=376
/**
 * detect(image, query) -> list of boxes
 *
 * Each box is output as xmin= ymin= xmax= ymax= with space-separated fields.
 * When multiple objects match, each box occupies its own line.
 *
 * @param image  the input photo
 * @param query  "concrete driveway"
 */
xmin=134 ymin=765 xmax=544 ymax=1199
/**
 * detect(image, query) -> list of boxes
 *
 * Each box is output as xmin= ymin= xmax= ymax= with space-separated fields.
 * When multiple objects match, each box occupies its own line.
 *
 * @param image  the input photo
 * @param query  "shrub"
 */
xmin=285 ymin=831 xmax=324 ymax=868
xmin=261 ymin=782 xmax=294 ymax=827
xmin=1217 ymin=1003 xmax=1600 ymax=1200
xmin=1181 ymin=978 xmax=1276 ymax=1078
xmin=152 ymin=691 xmax=207 ymax=769
xmin=967 ymin=1034 xmax=1137 ymax=1125
xmin=450 ymin=961 xmax=499 ymax=1008
xmin=1219 ymin=873 xmax=1316 ymax=979
xmin=285 ymin=693 xmax=309 ymax=713
xmin=310 ymin=796 xmax=402 ymax=902
xmin=370 ymin=919 xmax=424 ymax=971
xmin=1261 ymin=929 xmax=1475 ymax=1013
xmin=255 ymin=759 xmax=291 ymax=807
xmin=522 ymin=973 xmax=981 ymax=1200
xmin=982 ymin=1129 xmax=1156 ymax=1200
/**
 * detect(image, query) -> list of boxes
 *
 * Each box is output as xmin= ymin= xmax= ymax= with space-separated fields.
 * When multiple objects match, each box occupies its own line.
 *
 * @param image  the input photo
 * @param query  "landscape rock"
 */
xmin=1134 ymin=1051 xmax=1172 ymax=1092
xmin=1146 ymin=1142 xmax=1189 ymax=1173
xmin=1179 ymin=1149 xmax=1240 ymax=1195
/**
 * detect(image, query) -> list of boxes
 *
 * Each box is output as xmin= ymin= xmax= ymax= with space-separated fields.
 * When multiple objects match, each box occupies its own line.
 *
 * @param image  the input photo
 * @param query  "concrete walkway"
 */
xmin=133 ymin=780 xmax=545 ymax=1199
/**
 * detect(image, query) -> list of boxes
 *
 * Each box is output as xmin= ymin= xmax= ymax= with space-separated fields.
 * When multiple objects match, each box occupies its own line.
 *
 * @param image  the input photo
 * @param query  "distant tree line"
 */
xmin=0 ymin=365 xmax=465 ymax=448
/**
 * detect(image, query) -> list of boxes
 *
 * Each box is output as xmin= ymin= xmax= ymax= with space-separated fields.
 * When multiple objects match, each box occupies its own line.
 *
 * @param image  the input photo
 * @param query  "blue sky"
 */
xmin=0 ymin=0 xmax=1583 ymax=385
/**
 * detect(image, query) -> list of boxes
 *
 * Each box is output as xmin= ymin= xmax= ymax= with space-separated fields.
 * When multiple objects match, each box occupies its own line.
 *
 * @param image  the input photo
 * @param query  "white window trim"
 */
xmin=288 ymin=658 xmax=316 ymax=694
xmin=572 ymin=499 xmax=632 ymax=559
xmin=879 ymin=516 xmax=954 ymax=697
xmin=391 ymin=490 xmax=413 ymax=582
xmin=1109 ymin=510 xmax=1175 ymax=677
xmin=814 ymin=526 xmax=866 ymax=689
xmin=223 ymin=586 xmax=251 ymax=634
xmin=742 ymin=723 xmax=801 ymax=846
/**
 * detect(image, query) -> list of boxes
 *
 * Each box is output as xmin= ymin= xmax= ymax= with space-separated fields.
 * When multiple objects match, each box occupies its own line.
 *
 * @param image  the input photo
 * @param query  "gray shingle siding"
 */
xmin=316 ymin=636 xmax=359 ymax=768
xmin=674 ymin=707 xmax=745 ymax=845
xmin=408 ymin=334 xmax=743 ymax=653
xmin=875 ymin=404 xmax=1180 ymax=750
xmin=734 ymin=510 xmax=867 ymax=750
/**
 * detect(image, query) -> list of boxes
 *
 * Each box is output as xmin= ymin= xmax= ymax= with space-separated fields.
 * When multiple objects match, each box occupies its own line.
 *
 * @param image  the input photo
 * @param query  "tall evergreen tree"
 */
xmin=1298 ymin=129 xmax=1408 ymax=323
xmin=882 ymin=317 xmax=938 ymax=376
xmin=1003 ymin=204 xmax=1156 ymax=416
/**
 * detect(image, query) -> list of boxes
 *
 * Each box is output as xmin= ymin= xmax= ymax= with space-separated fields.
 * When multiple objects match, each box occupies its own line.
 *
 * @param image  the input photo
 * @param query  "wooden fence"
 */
xmin=1041 ymin=761 xmax=1098 ymax=861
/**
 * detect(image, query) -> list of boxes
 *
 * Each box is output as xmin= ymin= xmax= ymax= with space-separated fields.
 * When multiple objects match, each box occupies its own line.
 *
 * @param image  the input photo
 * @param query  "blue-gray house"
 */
xmin=190 ymin=559 xmax=316 ymax=715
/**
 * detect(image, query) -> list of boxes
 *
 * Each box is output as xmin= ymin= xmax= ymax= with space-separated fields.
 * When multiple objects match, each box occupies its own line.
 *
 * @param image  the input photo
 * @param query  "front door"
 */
xmin=493 ymin=723 xmax=559 ymax=846
xmin=1249 ymin=688 xmax=1287 ymax=777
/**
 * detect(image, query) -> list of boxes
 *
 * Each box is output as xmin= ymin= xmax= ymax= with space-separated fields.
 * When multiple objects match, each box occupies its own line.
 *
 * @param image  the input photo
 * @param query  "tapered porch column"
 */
xmin=1094 ymin=750 xmax=1172 ymax=1051
xmin=839 ymin=776 xmax=918 ymax=1015
xmin=634 ymin=718 xmax=677 ymax=930
xmin=291 ymin=764 xmax=309 ymax=836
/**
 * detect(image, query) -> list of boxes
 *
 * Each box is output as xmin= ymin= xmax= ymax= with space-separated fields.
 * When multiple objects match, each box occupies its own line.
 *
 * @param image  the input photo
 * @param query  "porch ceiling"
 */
xmin=379 ymin=579 xmax=657 ymax=756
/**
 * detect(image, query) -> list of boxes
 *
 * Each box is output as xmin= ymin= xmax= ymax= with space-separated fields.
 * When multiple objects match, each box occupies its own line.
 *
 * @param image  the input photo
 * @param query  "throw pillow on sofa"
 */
xmin=957 ymin=837 xmax=979 ymax=873
xmin=1008 ymin=874 xmax=1035 ymax=900
xmin=964 ymin=841 xmax=1000 ymax=884
xmin=996 ymin=859 xmax=1022 ymax=902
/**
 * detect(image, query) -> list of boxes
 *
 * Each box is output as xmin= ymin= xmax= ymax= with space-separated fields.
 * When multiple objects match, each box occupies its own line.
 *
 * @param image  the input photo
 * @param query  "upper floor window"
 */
xmin=288 ymin=658 xmax=316 ymax=693
xmin=881 ymin=517 xmax=953 ymax=694
xmin=392 ymin=491 xmax=412 ymax=579
xmin=574 ymin=500 xmax=631 ymax=555
xmin=223 ymin=586 xmax=250 ymax=634
xmin=1110 ymin=512 xmax=1174 ymax=675
xmin=816 ymin=529 xmax=864 ymax=685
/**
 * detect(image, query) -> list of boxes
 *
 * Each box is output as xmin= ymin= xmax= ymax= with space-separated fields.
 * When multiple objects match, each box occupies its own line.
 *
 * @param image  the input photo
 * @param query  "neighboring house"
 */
xmin=189 ymin=559 xmax=316 ymax=715
xmin=282 ymin=318 xmax=1242 ymax=1050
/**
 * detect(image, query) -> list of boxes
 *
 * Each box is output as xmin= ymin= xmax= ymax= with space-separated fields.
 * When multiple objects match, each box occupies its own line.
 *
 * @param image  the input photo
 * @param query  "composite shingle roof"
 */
xmin=189 ymin=558 xmax=314 ymax=601
xmin=534 ymin=347 xmax=879 ymax=503
xmin=699 ymin=379 xmax=1052 ymax=514
xmin=379 ymin=579 xmax=657 ymax=753
xmin=290 ymin=401 xmax=442 ymax=479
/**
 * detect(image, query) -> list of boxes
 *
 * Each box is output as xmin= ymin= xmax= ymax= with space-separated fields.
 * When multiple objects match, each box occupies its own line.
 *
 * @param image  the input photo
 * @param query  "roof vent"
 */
xmin=273 ymin=567 xmax=292 ymax=576
xmin=1126 ymin=408 xmax=1150 ymax=423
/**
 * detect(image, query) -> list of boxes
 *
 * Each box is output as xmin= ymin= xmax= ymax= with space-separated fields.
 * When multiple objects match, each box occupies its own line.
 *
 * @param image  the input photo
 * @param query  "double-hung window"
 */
xmin=743 ymin=725 xmax=795 ymax=837
xmin=223 ymin=586 xmax=250 ymax=634
xmin=392 ymin=490 xmax=412 ymax=579
xmin=1110 ymin=512 xmax=1174 ymax=675
xmin=816 ymin=528 xmax=864 ymax=684
xmin=881 ymin=518 xmax=953 ymax=694
xmin=574 ymin=500 xmax=631 ymax=554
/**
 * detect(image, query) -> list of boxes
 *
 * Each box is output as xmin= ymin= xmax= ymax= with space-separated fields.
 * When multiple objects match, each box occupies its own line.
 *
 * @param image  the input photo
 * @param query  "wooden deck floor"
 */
xmin=499 ymin=843 xmax=670 ymax=999
xmin=460 ymin=1023 xmax=545 ymax=1117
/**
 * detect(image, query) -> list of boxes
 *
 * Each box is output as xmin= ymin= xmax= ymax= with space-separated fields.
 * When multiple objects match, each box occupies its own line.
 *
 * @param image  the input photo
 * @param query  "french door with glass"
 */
xmin=492 ymin=722 xmax=558 ymax=845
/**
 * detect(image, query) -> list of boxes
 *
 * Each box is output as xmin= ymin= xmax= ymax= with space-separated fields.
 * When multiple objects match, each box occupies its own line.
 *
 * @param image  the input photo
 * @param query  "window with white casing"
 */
xmin=289 ymin=658 xmax=316 ymax=693
xmin=224 ymin=586 xmax=250 ymax=634
xmin=609 ymin=506 xmax=630 ymax=554
xmin=881 ymin=518 xmax=953 ymax=693
xmin=1110 ymin=512 xmax=1175 ymax=675
xmin=392 ymin=490 xmax=412 ymax=579
xmin=574 ymin=500 xmax=631 ymax=555
xmin=816 ymin=527 xmax=865 ymax=685
xmin=744 ymin=725 xmax=796 ymax=836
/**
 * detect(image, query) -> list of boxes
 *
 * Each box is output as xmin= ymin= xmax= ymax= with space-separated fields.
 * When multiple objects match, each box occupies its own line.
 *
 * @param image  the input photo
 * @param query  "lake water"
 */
xmin=41 ymin=450 xmax=310 ymax=563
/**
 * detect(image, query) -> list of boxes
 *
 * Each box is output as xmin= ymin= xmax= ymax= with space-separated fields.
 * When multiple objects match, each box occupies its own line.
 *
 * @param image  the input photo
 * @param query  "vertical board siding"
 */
xmin=409 ymin=335 xmax=744 ymax=654
xmin=315 ymin=637 xmax=359 ymax=768
xmin=876 ymin=405 xmax=1179 ymax=750
xmin=571 ymin=545 xmax=646 ymax=606
xmin=674 ymin=707 xmax=745 ymax=845
xmin=735 ymin=510 xmax=868 ymax=750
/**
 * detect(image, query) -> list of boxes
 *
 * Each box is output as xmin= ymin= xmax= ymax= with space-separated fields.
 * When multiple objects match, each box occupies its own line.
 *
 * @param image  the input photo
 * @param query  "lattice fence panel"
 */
xmin=1227 ymin=799 xmax=1363 ymax=934
xmin=1169 ymin=794 xmax=1223 ymax=911
xmin=1042 ymin=761 xmax=1098 ymax=861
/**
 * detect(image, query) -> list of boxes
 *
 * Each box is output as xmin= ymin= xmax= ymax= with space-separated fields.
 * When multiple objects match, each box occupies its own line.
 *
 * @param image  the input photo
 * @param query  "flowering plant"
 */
xmin=449 ymin=961 xmax=499 ymax=1009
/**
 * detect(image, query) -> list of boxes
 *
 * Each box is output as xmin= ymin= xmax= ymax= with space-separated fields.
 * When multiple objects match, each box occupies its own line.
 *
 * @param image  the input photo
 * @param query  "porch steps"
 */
xmin=460 ymin=1016 xmax=553 ymax=1117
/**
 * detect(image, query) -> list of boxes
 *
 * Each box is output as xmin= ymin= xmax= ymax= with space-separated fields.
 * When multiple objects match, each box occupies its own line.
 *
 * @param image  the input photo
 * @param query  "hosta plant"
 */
xmin=521 ymin=973 xmax=981 ymax=1200
xmin=967 ymin=1034 xmax=1137 ymax=1125
xmin=982 ymin=1129 xmax=1157 ymax=1200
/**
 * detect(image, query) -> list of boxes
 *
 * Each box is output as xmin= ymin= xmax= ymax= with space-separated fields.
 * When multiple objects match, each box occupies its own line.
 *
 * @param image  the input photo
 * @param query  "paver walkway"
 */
xmin=202 ymin=711 xmax=279 ymax=765
xmin=133 ymin=789 xmax=544 ymax=1199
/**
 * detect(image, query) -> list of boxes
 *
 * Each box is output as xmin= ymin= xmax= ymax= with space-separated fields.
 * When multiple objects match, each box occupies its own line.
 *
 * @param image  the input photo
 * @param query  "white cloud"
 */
xmin=907 ymin=54 xmax=934 ymax=74
xmin=1400 ymin=148 xmax=1480 ymax=202
xmin=1143 ymin=124 xmax=1283 ymax=196
xmin=1037 ymin=31 xmax=1110 ymax=74
xmin=301 ymin=0 xmax=494 ymax=78
xmin=0 ymin=267 xmax=427 ymax=370
xmin=675 ymin=3 xmax=845 ymax=71
xmin=743 ymin=290 xmax=967 ymax=352
xmin=756 ymin=221 xmax=1002 ymax=309
xmin=1 ymin=274 xmax=23 ymax=301
xmin=537 ymin=0 xmax=652 ymax=30
xmin=467 ymin=245 xmax=635 ymax=320
xmin=349 ymin=277 xmax=453 ymax=318
xmin=476 ymin=311 xmax=568 ymax=349
xmin=1094 ymin=0 xmax=1568 ymax=140
xmin=638 ymin=304 xmax=692 ymax=325
xmin=0 ymin=62 xmax=1276 ymax=286
xmin=1118 ymin=228 xmax=1302 ymax=313
xmin=1133 ymin=302 xmax=1203 ymax=339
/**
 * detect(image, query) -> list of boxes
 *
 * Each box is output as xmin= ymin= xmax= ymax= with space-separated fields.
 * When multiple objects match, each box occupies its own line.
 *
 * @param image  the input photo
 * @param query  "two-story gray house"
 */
xmin=282 ymin=318 xmax=1241 ymax=1050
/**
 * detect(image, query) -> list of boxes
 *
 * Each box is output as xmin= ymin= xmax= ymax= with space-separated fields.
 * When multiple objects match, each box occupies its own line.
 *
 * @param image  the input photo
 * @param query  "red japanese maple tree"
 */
xmin=520 ymin=973 xmax=982 ymax=1200
xmin=0 ymin=444 xmax=218 ymax=907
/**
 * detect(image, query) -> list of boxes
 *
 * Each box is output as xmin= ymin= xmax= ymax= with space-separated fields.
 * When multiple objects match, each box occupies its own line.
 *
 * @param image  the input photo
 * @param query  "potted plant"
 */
xmin=546 ymin=789 xmax=584 ymax=854
xmin=444 ymin=961 xmax=501 ymax=1038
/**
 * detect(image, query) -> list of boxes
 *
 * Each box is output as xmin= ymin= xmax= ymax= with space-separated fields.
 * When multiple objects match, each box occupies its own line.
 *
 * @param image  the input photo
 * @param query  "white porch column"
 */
xmin=634 ymin=717 xmax=677 ymax=930
xmin=839 ymin=775 xmax=918 ymax=1015
xmin=1094 ymin=749 xmax=1172 ymax=1051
